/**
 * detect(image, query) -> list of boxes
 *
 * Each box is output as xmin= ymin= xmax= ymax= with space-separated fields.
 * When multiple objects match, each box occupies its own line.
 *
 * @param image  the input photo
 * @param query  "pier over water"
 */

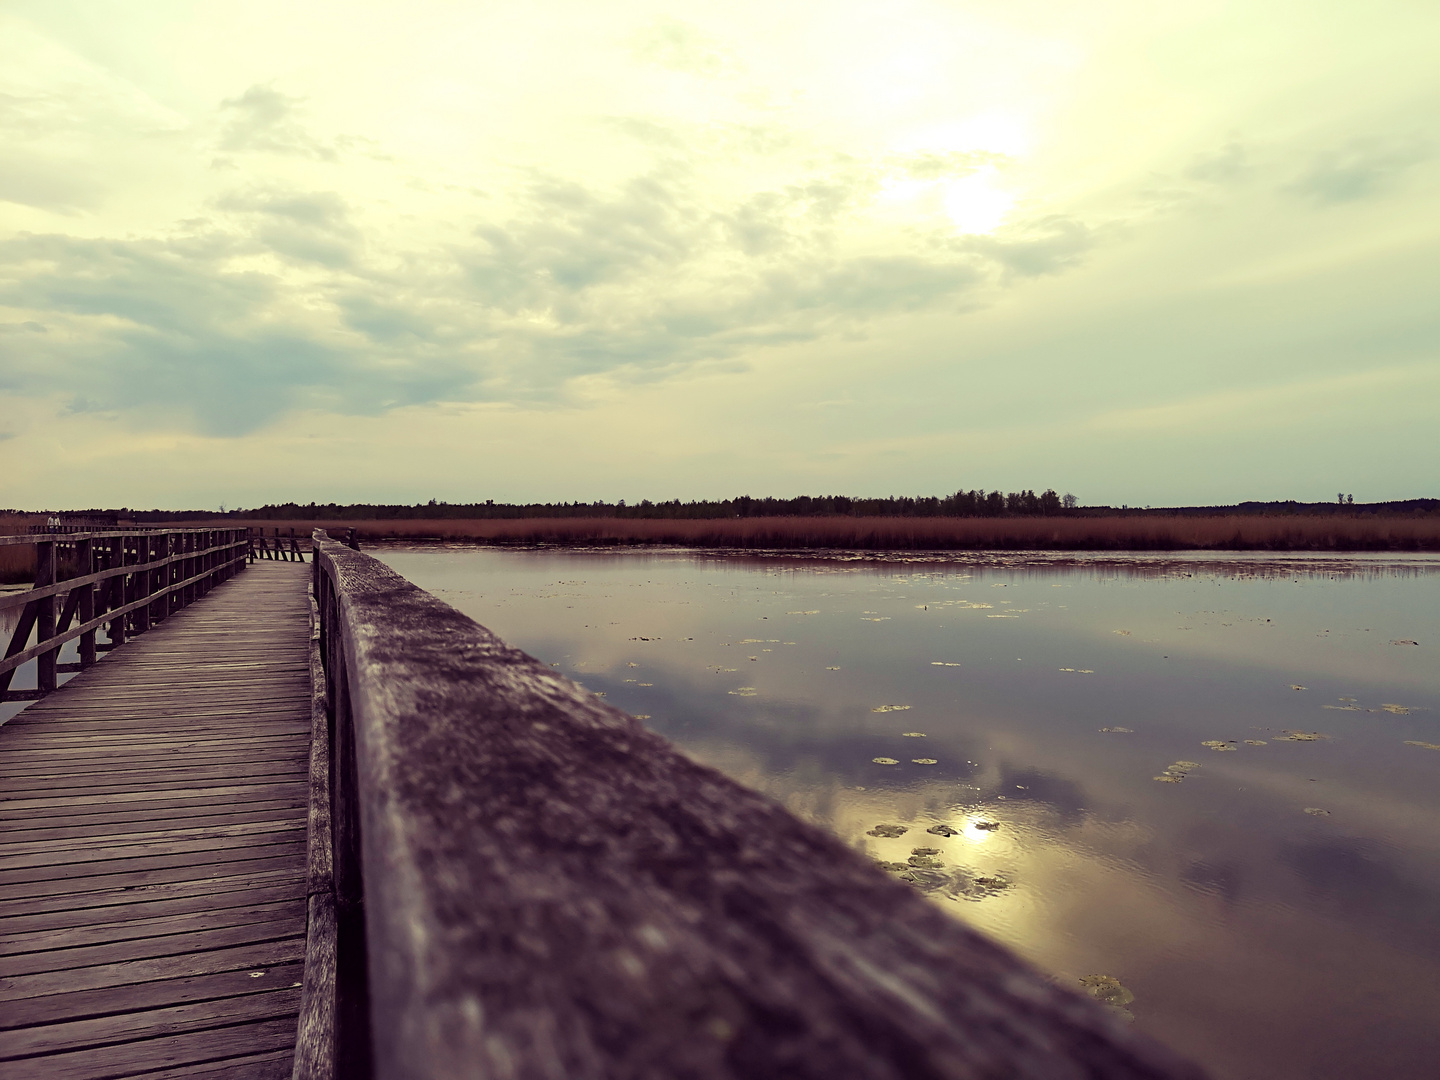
xmin=0 ymin=556 xmax=312 ymax=1077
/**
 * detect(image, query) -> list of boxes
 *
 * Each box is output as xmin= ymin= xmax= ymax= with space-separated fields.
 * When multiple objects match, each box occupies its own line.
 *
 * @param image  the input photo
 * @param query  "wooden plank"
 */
xmin=0 ymin=761 xmax=306 ymax=794
xmin=0 ymin=817 xmax=303 ymax=858
xmin=0 ymin=935 xmax=305 ymax=1003
xmin=0 ymin=915 xmax=306 ymax=977
xmin=0 ymin=878 xmax=306 ymax=933
xmin=130 ymin=1048 xmax=295 ymax=1080
xmin=0 ymin=780 xmax=308 ymax=814
xmin=0 ymin=847 xmax=305 ymax=898
xmin=0 ymin=800 xmax=308 ymax=841
xmin=0 ymin=961 xmax=303 ymax=1031
xmin=0 ymin=748 xmax=308 ymax=779
xmin=0 ymin=897 xmax=303 ymax=954
xmin=0 ymin=819 xmax=306 ymax=865
xmin=0 ymin=1016 xmax=298 ymax=1080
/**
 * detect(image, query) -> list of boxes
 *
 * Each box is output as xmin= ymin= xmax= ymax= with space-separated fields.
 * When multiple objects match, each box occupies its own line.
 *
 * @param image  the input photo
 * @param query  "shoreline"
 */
xmin=220 ymin=514 xmax=1440 ymax=553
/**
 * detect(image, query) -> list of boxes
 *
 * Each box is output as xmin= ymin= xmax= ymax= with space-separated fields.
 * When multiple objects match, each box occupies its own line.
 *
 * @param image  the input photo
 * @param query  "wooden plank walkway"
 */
xmin=0 ymin=562 xmax=313 ymax=1079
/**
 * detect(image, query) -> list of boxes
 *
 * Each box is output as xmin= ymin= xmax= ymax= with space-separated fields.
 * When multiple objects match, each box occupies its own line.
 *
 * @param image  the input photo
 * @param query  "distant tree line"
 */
xmin=176 ymin=489 xmax=1080 ymax=522
xmin=22 ymin=496 xmax=1437 ymax=524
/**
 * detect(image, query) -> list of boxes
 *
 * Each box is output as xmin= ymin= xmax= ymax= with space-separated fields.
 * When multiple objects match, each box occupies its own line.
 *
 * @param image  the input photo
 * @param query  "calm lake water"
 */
xmin=374 ymin=544 xmax=1440 ymax=1080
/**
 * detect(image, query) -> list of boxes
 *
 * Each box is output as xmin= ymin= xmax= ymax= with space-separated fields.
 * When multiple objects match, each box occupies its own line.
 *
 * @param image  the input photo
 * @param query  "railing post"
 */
xmin=110 ymin=537 xmax=126 ymax=648
xmin=78 ymin=537 xmax=96 ymax=668
xmin=35 ymin=539 xmax=56 ymax=693
xmin=134 ymin=533 xmax=151 ymax=635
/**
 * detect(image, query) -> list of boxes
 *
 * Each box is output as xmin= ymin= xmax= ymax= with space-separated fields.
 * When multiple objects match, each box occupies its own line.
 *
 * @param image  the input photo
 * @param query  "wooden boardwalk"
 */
xmin=0 ymin=562 xmax=313 ymax=1079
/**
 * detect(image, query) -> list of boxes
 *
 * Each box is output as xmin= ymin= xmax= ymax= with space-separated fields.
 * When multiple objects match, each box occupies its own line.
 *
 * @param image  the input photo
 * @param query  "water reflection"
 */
xmin=376 ymin=545 xmax=1440 ymax=1080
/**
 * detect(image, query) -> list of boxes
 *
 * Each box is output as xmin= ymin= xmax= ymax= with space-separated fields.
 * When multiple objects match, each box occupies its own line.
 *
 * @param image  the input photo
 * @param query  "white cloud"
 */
xmin=1 ymin=0 xmax=1438 ymax=506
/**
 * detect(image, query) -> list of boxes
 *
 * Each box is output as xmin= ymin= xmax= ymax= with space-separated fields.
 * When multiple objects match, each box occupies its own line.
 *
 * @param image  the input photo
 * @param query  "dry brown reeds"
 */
xmin=0 ymin=514 xmax=35 ymax=584
xmin=224 ymin=514 xmax=1440 ymax=552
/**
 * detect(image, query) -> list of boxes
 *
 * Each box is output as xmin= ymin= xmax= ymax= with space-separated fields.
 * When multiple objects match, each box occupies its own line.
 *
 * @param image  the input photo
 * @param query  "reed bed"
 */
xmin=0 ymin=515 xmax=34 ymax=584
xmin=233 ymin=514 xmax=1440 ymax=552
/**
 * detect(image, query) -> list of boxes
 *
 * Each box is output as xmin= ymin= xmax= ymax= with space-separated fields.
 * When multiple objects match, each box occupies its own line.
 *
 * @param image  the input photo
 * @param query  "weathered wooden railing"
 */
xmin=249 ymin=526 xmax=311 ymax=562
xmin=0 ymin=528 xmax=249 ymax=702
xmin=305 ymin=529 xmax=1205 ymax=1080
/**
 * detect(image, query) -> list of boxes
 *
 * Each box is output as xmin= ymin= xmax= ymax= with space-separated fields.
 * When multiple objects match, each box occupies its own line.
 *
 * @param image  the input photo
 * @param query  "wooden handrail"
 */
xmin=307 ymin=529 xmax=1205 ymax=1080
xmin=0 ymin=528 xmax=249 ymax=702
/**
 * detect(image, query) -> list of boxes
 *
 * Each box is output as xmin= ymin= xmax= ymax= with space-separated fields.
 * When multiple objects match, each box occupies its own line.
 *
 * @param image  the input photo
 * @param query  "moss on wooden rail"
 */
xmin=310 ymin=530 xmax=1207 ymax=1080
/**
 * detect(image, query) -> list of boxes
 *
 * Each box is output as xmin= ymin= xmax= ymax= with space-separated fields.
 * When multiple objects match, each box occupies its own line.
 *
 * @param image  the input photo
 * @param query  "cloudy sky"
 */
xmin=1 ymin=0 xmax=1436 ymax=509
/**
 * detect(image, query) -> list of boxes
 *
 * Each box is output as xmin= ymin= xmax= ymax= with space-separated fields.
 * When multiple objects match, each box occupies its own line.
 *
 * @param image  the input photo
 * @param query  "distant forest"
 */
xmin=80 ymin=493 xmax=1440 ymax=523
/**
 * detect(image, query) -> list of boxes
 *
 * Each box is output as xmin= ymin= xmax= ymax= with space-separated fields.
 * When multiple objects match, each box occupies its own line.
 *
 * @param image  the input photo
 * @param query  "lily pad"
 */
xmin=926 ymin=824 xmax=959 ymax=837
xmin=1099 ymin=727 xmax=1133 ymax=733
xmin=872 ymin=705 xmax=912 ymax=713
xmin=876 ymin=861 xmax=911 ymax=873
xmin=1277 ymin=730 xmax=1329 ymax=742
xmin=900 ymin=868 xmax=952 ymax=892
xmin=947 ymin=871 xmax=1013 ymax=902
xmin=1201 ymin=740 xmax=1237 ymax=751
xmin=1156 ymin=760 xmax=1199 ymax=782
xmin=728 ymin=687 xmax=758 ymax=697
xmin=972 ymin=821 xmax=1000 ymax=831
xmin=912 ymin=758 xmax=939 ymax=765
xmin=1080 ymin=974 xmax=1136 ymax=1008
xmin=1404 ymin=740 xmax=1440 ymax=751
xmin=1381 ymin=704 xmax=1413 ymax=715
xmin=901 ymin=731 xmax=927 ymax=737
xmin=872 ymin=757 xmax=900 ymax=765
xmin=1244 ymin=739 xmax=1268 ymax=746
xmin=634 ymin=714 xmax=652 ymax=720
xmin=866 ymin=824 xmax=908 ymax=838
xmin=825 ymin=666 xmax=842 ymax=671
xmin=910 ymin=847 xmax=942 ymax=856
xmin=1290 ymin=684 xmax=1307 ymax=691
xmin=1303 ymin=807 xmax=1330 ymax=816
xmin=1390 ymin=639 xmax=1419 ymax=646
xmin=908 ymin=854 xmax=944 ymax=869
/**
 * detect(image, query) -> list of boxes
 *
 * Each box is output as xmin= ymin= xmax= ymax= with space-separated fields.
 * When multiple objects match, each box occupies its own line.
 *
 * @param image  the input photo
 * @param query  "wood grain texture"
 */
xmin=0 ymin=561 xmax=312 ymax=1077
xmin=291 ymin=580 xmax=336 ymax=1080
xmin=314 ymin=534 xmax=1210 ymax=1080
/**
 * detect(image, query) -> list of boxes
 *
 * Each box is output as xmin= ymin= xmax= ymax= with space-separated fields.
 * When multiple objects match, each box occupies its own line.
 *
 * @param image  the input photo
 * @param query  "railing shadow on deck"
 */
xmin=301 ymin=529 xmax=1207 ymax=1080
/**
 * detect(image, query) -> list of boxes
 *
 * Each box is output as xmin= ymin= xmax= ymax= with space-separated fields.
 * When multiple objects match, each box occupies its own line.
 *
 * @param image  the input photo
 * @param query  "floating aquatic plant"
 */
xmin=866 ymin=824 xmax=908 ymax=838
xmin=872 ymin=757 xmax=900 ymax=765
xmin=1080 ymin=975 xmax=1136 ymax=1021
